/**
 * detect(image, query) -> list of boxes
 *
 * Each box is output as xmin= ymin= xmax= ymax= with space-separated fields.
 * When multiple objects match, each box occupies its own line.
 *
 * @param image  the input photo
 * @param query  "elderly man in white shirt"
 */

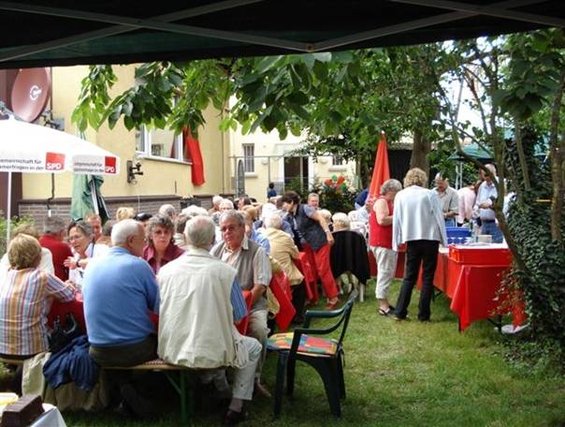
xmin=392 ymin=168 xmax=447 ymax=322
xmin=158 ymin=215 xmax=261 ymax=425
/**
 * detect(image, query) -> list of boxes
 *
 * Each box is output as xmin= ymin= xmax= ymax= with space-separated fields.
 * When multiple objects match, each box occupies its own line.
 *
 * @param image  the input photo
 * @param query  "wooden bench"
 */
xmin=1 ymin=357 xmax=197 ymax=425
xmin=0 ymin=357 xmax=26 ymax=366
xmin=104 ymin=358 xmax=195 ymax=426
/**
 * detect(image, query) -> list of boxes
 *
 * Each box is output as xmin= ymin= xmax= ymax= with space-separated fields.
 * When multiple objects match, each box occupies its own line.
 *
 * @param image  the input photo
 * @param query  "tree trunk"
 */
xmin=549 ymin=69 xmax=565 ymax=244
xmin=410 ymin=128 xmax=430 ymax=175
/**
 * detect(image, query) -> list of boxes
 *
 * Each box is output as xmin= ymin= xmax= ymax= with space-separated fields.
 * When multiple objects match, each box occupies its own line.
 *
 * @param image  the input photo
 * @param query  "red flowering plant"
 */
xmin=314 ymin=175 xmax=355 ymax=213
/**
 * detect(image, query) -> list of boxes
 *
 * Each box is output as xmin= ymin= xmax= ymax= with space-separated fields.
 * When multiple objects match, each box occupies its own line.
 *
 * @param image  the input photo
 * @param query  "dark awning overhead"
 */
xmin=0 ymin=0 xmax=563 ymax=69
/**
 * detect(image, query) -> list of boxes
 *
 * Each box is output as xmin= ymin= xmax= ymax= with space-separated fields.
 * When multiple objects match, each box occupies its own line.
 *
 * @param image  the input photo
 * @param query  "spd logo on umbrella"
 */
xmin=104 ymin=156 xmax=117 ymax=174
xmin=45 ymin=152 xmax=65 ymax=171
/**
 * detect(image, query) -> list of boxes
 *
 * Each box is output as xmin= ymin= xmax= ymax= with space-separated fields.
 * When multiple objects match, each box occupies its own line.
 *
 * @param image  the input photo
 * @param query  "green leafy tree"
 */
xmin=72 ymin=46 xmax=457 ymax=185
xmin=436 ymin=31 xmax=564 ymax=350
xmin=495 ymin=29 xmax=565 ymax=350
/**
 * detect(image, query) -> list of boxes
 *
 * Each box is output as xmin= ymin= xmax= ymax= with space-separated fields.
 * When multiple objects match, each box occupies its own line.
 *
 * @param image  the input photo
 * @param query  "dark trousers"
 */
xmin=89 ymin=334 xmax=157 ymax=367
xmin=89 ymin=335 xmax=159 ymax=409
xmin=394 ymin=240 xmax=439 ymax=321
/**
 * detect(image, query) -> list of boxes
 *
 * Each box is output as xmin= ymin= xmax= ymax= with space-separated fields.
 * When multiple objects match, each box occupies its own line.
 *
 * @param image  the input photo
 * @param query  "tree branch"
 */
xmin=549 ymin=67 xmax=565 ymax=243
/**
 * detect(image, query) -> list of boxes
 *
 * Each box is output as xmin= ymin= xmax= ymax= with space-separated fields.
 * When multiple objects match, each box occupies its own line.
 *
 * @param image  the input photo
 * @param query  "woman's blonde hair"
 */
xmin=116 ymin=206 xmax=136 ymax=221
xmin=319 ymin=209 xmax=332 ymax=221
xmin=8 ymin=234 xmax=42 ymax=269
xmin=403 ymin=168 xmax=428 ymax=187
xmin=12 ymin=223 xmax=40 ymax=239
xmin=241 ymin=205 xmax=258 ymax=221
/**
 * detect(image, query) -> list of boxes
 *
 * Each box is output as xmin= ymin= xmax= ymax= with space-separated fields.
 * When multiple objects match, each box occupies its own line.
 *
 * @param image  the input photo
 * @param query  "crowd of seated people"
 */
xmin=0 ymin=194 xmax=381 ymax=424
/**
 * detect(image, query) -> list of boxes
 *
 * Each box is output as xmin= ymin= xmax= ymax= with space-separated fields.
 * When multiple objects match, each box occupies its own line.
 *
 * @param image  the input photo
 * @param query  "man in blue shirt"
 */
xmin=83 ymin=219 xmax=159 ymax=366
xmin=267 ymin=182 xmax=277 ymax=199
xmin=83 ymin=219 xmax=160 ymax=418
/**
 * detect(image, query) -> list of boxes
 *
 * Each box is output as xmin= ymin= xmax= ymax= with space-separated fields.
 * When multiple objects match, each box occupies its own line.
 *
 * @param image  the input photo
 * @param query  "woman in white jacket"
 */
xmin=392 ymin=168 xmax=447 ymax=322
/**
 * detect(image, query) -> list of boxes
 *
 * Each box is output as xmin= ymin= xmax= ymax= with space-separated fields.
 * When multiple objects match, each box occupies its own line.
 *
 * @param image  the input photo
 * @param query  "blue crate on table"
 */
xmin=446 ymin=226 xmax=471 ymax=244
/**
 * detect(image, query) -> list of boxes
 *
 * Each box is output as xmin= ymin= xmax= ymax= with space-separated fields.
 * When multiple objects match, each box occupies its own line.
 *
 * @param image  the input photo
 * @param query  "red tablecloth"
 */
xmin=416 ymin=246 xmax=525 ymax=331
xmin=450 ymin=263 xmax=512 ymax=330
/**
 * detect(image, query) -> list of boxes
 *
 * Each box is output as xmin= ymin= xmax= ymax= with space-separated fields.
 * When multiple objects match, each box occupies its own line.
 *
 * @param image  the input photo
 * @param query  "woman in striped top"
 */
xmin=0 ymin=234 xmax=75 ymax=358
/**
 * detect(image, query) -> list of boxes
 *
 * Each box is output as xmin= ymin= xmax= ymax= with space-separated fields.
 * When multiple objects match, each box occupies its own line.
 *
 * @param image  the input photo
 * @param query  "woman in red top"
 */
xmin=143 ymin=214 xmax=185 ymax=274
xmin=369 ymin=179 xmax=402 ymax=315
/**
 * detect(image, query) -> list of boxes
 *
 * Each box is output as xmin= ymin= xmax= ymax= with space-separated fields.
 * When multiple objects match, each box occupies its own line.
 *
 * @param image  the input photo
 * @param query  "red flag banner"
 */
xmin=368 ymin=131 xmax=390 ymax=200
xmin=368 ymin=131 xmax=391 ymax=247
xmin=183 ymin=127 xmax=205 ymax=186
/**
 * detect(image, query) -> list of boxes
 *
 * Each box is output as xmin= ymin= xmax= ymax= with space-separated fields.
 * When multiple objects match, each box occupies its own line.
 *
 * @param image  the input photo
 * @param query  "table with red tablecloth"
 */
xmin=417 ymin=245 xmax=525 ymax=331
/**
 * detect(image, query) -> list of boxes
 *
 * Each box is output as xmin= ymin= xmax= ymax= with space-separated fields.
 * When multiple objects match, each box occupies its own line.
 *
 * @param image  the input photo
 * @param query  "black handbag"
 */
xmin=48 ymin=312 xmax=81 ymax=354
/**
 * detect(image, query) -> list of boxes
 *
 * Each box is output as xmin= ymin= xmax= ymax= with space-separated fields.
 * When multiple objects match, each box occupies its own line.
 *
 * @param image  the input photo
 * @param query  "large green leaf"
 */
xmin=255 ymin=56 xmax=283 ymax=74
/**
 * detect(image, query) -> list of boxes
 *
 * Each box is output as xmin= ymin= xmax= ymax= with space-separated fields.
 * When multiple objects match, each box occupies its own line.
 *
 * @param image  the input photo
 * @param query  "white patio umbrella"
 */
xmin=0 ymin=116 xmax=120 ymax=241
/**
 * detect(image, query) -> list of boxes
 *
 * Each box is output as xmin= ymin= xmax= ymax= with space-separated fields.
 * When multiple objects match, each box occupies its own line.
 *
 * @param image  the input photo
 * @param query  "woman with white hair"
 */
xmin=208 ymin=195 xmax=224 ymax=215
xmin=370 ymin=178 xmax=403 ymax=316
xmin=158 ymin=203 xmax=177 ymax=219
xmin=263 ymin=213 xmax=305 ymax=322
xmin=331 ymin=212 xmax=350 ymax=231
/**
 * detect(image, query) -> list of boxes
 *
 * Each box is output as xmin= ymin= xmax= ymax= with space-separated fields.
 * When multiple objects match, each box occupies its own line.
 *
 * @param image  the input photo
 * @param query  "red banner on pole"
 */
xmin=368 ymin=131 xmax=390 ymax=200
xmin=368 ymin=131 xmax=391 ymax=247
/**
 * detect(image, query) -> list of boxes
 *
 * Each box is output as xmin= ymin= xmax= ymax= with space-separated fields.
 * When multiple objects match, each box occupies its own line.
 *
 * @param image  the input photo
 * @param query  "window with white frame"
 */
xmin=133 ymin=78 xmax=186 ymax=161
xmin=135 ymin=127 xmax=187 ymax=162
xmin=243 ymin=144 xmax=255 ymax=172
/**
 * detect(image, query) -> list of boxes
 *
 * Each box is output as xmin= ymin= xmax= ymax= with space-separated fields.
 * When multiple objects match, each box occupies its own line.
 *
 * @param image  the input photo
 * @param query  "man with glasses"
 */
xmin=210 ymin=210 xmax=272 ymax=399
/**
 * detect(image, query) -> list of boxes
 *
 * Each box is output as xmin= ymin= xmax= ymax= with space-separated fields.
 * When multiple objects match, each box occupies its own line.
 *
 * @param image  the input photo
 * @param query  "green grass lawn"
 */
xmin=3 ymin=280 xmax=564 ymax=426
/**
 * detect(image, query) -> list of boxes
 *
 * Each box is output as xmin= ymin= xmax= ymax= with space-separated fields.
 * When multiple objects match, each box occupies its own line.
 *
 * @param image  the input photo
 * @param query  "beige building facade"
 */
xmin=228 ymin=127 xmax=358 ymax=203
xmin=4 ymin=65 xmax=358 ymax=226
xmin=13 ymin=65 xmax=229 ymax=222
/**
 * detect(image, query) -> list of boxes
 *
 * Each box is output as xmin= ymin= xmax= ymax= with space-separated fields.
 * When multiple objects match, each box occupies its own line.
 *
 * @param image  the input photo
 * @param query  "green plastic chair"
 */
xmin=266 ymin=289 xmax=358 ymax=418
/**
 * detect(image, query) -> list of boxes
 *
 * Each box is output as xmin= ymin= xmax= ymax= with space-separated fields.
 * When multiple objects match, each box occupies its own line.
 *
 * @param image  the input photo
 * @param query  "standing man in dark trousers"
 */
xmin=392 ymin=168 xmax=446 ymax=322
